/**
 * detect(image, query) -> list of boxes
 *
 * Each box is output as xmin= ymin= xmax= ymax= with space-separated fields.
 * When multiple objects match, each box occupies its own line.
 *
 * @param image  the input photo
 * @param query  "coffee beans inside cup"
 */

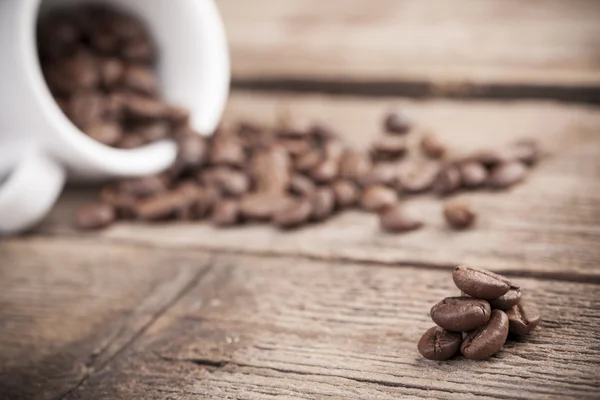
xmin=418 ymin=265 xmax=540 ymax=361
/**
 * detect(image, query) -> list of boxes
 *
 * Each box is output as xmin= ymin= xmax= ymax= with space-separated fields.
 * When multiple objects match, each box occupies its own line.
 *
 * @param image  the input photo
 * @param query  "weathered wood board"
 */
xmin=0 ymin=238 xmax=212 ymax=400
xmin=41 ymin=92 xmax=600 ymax=279
xmin=218 ymin=0 xmax=600 ymax=94
xmin=64 ymin=253 xmax=600 ymax=399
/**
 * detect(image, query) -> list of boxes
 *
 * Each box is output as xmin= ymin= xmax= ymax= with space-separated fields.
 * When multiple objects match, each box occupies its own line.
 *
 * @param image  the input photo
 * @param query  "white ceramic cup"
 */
xmin=0 ymin=0 xmax=229 ymax=234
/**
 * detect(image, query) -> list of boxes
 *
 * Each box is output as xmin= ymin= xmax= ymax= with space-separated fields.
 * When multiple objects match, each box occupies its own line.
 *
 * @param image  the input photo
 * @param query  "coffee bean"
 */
xmin=379 ymin=204 xmax=423 ymax=233
xmin=100 ymin=186 xmax=137 ymax=218
xmin=211 ymin=199 xmax=241 ymax=226
xmin=488 ymin=161 xmax=527 ymax=189
xmin=309 ymin=123 xmax=339 ymax=142
xmin=460 ymin=309 xmax=509 ymax=360
xmin=506 ymin=300 xmax=540 ymax=335
xmin=250 ymin=145 xmax=291 ymax=194
xmin=432 ymin=164 xmax=461 ymax=196
xmin=84 ymin=122 xmax=122 ymax=146
xmin=67 ymin=91 xmax=105 ymax=129
xmin=331 ymin=180 xmax=359 ymax=209
xmin=135 ymin=183 xmax=199 ymax=220
xmin=274 ymin=197 xmax=312 ymax=229
xmin=397 ymin=163 xmax=439 ymax=194
xmin=294 ymin=149 xmax=324 ymax=173
xmin=471 ymin=149 xmax=514 ymax=169
xmin=239 ymin=194 xmax=293 ymax=221
xmin=43 ymin=54 xmax=99 ymax=95
xmin=452 ymin=265 xmax=511 ymax=300
xmin=123 ymin=95 xmax=172 ymax=120
xmin=371 ymin=136 xmax=407 ymax=161
xmin=383 ymin=109 xmax=412 ymax=134
xmin=209 ymin=135 xmax=246 ymax=168
xmin=489 ymin=286 xmax=522 ymax=310
xmin=74 ymin=202 xmax=115 ymax=230
xmin=175 ymin=133 xmax=207 ymax=171
xmin=201 ymin=167 xmax=250 ymax=197
xmin=289 ymin=174 xmax=316 ymax=197
xmin=417 ymin=326 xmax=462 ymax=361
xmin=443 ymin=202 xmax=476 ymax=229
xmin=430 ymin=297 xmax=491 ymax=332
xmin=458 ymin=161 xmax=488 ymax=188
xmin=508 ymin=139 xmax=540 ymax=166
xmin=193 ymin=186 xmax=220 ymax=219
xmin=339 ymin=149 xmax=371 ymax=182
xmin=310 ymin=187 xmax=335 ymax=221
xmin=37 ymin=12 xmax=81 ymax=61
xmin=116 ymin=134 xmax=146 ymax=149
xmin=360 ymin=186 xmax=397 ymax=212
xmin=359 ymin=162 xmax=397 ymax=187
xmin=137 ymin=121 xmax=170 ymax=142
xmin=99 ymin=58 xmax=124 ymax=89
xmin=420 ymin=134 xmax=446 ymax=159
xmin=123 ymin=65 xmax=158 ymax=96
xmin=311 ymin=158 xmax=339 ymax=183
xmin=278 ymin=137 xmax=312 ymax=156
xmin=121 ymin=39 xmax=155 ymax=64
xmin=116 ymin=175 xmax=167 ymax=198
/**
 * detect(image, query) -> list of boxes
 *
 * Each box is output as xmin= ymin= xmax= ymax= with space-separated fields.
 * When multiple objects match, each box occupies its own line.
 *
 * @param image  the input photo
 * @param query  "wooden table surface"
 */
xmin=2 ymin=1 xmax=600 ymax=399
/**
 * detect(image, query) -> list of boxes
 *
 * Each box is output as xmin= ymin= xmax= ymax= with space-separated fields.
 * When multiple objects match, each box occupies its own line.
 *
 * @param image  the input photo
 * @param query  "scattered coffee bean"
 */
xmin=444 ymin=202 xmax=476 ymax=229
xmin=294 ymin=149 xmax=324 ymax=173
xmin=74 ymin=202 xmax=115 ymax=230
xmin=135 ymin=183 xmax=199 ymax=220
xmin=274 ymin=197 xmax=312 ymax=229
xmin=418 ymin=326 xmax=462 ymax=361
xmin=383 ymin=109 xmax=412 ymax=134
xmin=311 ymin=158 xmax=339 ymax=183
xmin=116 ymin=175 xmax=167 ymax=198
xmin=371 ymin=136 xmax=407 ymax=161
xmin=397 ymin=163 xmax=439 ymax=194
xmin=430 ymin=297 xmax=491 ymax=332
xmin=212 ymin=199 xmax=240 ymax=226
xmin=459 ymin=161 xmax=488 ymax=188
xmin=453 ymin=265 xmax=511 ymax=300
xmin=379 ymin=204 xmax=423 ymax=233
xmin=359 ymin=162 xmax=397 ymax=187
xmin=250 ymin=145 xmax=291 ymax=194
xmin=239 ymin=194 xmax=292 ymax=221
xmin=361 ymin=186 xmax=397 ymax=212
xmin=201 ymin=167 xmax=250 ymax=197
xmin=420 ymin=134 xmax=446 ymax=159
xmin=488 ymin=161 xmax=527 ymax=189
xmin=210 ymin=135 xmax=246 ymax=167
xmin=339 ymin=149 xmax=371 ymax=181
xmin=331 ymin=180 xmax=359 ymax=209
xmin=460 ymin=309 xmax=509 ymax=360
xmin=506 ymin=300 xmax=540 ymax=335
xmin=489 ymin=286 xmax=522 ymax=310
xmin=433 ymin=164 xmax=461 ymax=196
xmin=310 ymin=187 xmax=336 ymax=221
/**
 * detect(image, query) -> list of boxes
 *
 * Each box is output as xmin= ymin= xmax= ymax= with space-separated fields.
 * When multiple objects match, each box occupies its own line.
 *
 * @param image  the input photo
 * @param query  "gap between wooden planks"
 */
xmin=218 ymin=0 xmax=600 ymax=99
xmin=40 ymin=91 xmax=600 ymax=280
xmin=62 ymin=253 xmax=600 ymax=400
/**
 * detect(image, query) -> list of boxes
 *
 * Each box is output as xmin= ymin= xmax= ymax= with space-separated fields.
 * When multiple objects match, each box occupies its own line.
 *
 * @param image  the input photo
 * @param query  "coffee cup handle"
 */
xmin=0 ymin=149 xmax=65 ymax=235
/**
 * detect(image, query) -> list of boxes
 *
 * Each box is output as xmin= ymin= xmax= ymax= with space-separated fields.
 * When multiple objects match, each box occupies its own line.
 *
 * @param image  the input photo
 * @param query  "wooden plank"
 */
xmin=64 ymin=254 xmax=600 ymax=399
xmin=218 ymin=0 xmax=600 ymax=93
xmin=42 ymin=92 xmax=600 ymax=279
xmin=0 ymin=238 xmax=212 ymax=400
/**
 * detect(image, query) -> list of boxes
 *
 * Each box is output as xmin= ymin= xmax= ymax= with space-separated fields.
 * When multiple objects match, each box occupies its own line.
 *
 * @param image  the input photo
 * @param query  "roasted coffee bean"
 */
xmin=331 ymin=180 xmax=359 ymax=209
xmin=397 ymin=163 xmax=439 ymax=194
xmin=100 ymin=186 xmax=137 ymax=218
xmin=67 ymin=91 xmax=105 ymax=129
xmin=175 ymin=133 xmax=207 ymax=170
xmin=201 ymin=167 xmax=250 ymax=197
xmin=212 ymin=199 xmax=241 ymax=226
xmin=239 ymin=194 xmax=293 ymax=221
xmin=123 ymin=65 xmax=158 ymax=96
xmin=74 ymin=202 xmax=115 ymax=230
xmin=489 ymin=286 xmax=522 ymax=310
xmin=209 ymin=135 xmax=246 ymax=167
xmin=123 ymin=95 xmax=172 ymax=120
xmin=420 ymin=134 xmax=446 ymax=159
xmin=488 ymin=161 xmax=527 ymax=189
xmin=137 ymin=121 xmax=170 ymax=142
xmin=193 ymin=186 xmax=220 ymax=219
xmin=116 ymin=175 xmax=167 ymax=198
xmin=359 ymin=162 xmax=397 ymax=187
xmin=99 ymin=58 xmax=124 ymax=89
xmin=471 ymin=149 xmax=514 ymax=169
xmin=379 ymin=204 xmax=423 ymax=233
xmin=430 ymin=297 xmax=491 ymax=332
xmin=294 ymin=149 xmax=323 ymax=173
xmin=121 ymin=39 xmax=155 ymax=64
xmin=310 ymin=187 xmax=336 ymax=221
xmin=417 ymin=326 xmax=462 ymax=361
xmin=274 ymin=197 xmax=312 ymax=229
xmin=383 ymin=109 xmax=412 ymax=134
xmin=371 ymin=136 xmax=407 ymax=161
xmin=311 ymin=158 xmax=339 ymax=183
xmin=37 ymin=12 xmax=81 ymax=61
xmin=309 ymin=123 xmax=338 ymax=142
xmin=116 ymin=134 xmax=146 ymax=149
xmin=453 ymin=265 xmax=511 ymax=300
xmin=361 ymin=186 xmax=397 ymax=212
xmin=508 ymin=139 xmax=540 ymax=166
xmin=339 ymin=149 xmax=371 ymax=182
xmin=459 ymin=161 xmax=488 ymax=188
xmin=135 ymin=183 xmax=199 ymax=220
xmin=84 ymin=122 xmax=122 ymax=146
xmin=43 ymin=54 xmax=99 ymax=95
xmin=443 ymin=202 xmax=476 ymax=229
xmin=250 ymin=145 xmax=291 ymax=194
xmin=432 ymin=164 xmax=461 ymax=196
xmin=278 ymin=137 xmax=312 ymax=156
xmin=506 ymin=300 xmax=540 ymax=335
xmin=289 ymin=174 xmax=316 ymax=197
xmin=461 ymin=309 xmax=509 ymax=360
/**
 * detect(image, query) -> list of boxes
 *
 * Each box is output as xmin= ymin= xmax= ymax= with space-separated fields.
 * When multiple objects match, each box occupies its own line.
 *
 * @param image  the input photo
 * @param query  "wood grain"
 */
xmin=218 ymin=0 xmax=600 ymax=93
xmin=65 ymin=253 xmax=600 ymax=399
xmin=0 ymin=238 xmax=212 ymax=400
xmin=42 ymin=92 xmax=600 ymax=279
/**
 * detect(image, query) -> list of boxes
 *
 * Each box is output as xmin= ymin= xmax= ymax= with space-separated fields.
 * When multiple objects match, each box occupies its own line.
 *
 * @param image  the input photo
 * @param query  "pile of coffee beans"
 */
xmin=38 ymin=4 xmax=189 ymax=148
xmin=418 ymin=265 xmax=540 ymax=361
xmin=72 ymin=107 xmax=541 ymax=231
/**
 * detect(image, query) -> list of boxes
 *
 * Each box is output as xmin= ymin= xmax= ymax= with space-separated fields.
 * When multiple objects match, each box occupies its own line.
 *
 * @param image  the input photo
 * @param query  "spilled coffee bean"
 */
xmin=460 ymin=309 xmax=509 ymax=360
xmin=378 ymin=205 xmax=422 ymax=233
xmin=444 ymin=202 xmax=476 ymax=229
xmin=417 ymin=326 xmax=462 ymax=361
xmin=453 ymin=265 xmax=511 ymax=300
xmin=506 ymin=300 xmax=540 ymax=335
xmin=430 ymin=297 xmax=491 ymax=332
xmin=74 ymin=203 xmax=115 ymax=230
